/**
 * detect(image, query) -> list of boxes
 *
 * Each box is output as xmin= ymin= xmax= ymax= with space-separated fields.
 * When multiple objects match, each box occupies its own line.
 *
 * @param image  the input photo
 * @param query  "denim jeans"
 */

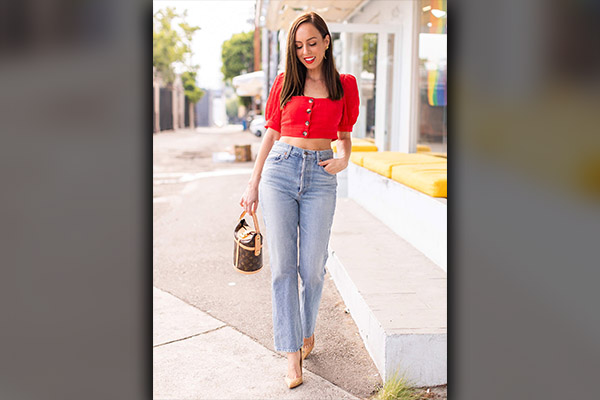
xmin=259 ymin=140 xmax=337 ymax=353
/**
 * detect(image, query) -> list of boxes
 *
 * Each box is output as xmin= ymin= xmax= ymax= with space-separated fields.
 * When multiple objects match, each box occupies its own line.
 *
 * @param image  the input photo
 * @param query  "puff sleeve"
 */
xmin=264 ymin=73 xmax=284 ymax=133
xmin=337 ymin=74 xmax=360 ymax=132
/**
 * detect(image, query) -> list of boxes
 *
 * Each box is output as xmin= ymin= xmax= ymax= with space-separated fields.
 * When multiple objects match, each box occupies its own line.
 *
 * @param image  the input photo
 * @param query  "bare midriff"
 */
xmin=279 ymin=136 xmax=333 ymax=151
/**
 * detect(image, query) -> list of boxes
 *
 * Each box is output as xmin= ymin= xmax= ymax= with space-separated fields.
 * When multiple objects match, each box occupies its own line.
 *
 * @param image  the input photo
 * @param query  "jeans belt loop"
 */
xmin=283 ymin=142 xmax=290 ymax=159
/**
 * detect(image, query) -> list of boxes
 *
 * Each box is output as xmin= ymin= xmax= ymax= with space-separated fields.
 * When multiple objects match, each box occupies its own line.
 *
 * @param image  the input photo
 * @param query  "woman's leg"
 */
xmin=259 ymin=183 xmax=303 ymax=353
xmin=297 ymin=167 xmax=337 ymax=342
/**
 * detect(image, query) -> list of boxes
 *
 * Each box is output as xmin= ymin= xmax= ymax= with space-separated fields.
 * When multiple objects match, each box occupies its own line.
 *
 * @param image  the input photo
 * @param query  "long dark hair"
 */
xmin=279 ymin=12 xmax=344 ymax=109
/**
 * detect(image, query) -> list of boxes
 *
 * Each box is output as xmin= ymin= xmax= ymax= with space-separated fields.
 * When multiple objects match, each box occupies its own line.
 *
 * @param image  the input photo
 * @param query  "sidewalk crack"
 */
xmin=153 ymin=325 xmax=227 ymax=348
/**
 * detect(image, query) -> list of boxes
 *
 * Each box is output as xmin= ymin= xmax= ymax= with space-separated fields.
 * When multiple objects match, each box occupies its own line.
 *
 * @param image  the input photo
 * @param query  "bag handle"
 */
xmin=238 ymin=210 xmax=261 ymax=235
xmin=237 ymin=210 xmax=262 ymax=256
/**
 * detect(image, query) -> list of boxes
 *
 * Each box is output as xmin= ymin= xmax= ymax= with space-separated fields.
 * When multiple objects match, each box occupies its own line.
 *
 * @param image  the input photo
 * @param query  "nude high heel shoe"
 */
xmin=284 ymin=348 xmax=303 ymax=389
xmin=302 ymin=334 xmax=314 ymax=360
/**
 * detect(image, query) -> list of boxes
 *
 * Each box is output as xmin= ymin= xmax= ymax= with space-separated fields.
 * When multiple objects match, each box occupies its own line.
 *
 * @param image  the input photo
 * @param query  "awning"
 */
xmin=232 ymin=70 xmax=265 ymax=97
xmin=260 ymin=0 xmax=366 ymax=31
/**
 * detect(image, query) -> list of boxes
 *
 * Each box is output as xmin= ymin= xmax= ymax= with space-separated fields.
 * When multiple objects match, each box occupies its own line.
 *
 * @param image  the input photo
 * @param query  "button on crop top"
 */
xmin=264 ymin=72 xmax=360 ymax=140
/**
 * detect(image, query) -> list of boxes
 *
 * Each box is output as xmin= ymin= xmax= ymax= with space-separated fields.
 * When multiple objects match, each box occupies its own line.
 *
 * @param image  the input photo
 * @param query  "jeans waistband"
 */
xmin=272 ymin=141 xmax=334 ymax=162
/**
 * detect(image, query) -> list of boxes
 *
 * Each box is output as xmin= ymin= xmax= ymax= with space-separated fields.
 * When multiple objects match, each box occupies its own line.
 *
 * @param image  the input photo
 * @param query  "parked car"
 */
xmin=249 ymin=115 xmax=266 ymax=137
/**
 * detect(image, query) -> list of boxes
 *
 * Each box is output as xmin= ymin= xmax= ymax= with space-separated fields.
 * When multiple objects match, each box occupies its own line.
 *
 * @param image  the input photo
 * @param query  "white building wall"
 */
xmin=260 ymin=1 xmax=420 ymax=153
xmin=348 ymin=1 xmax=418 ymax=152
xmin=339 ymin=31 xmax=367 ymax=138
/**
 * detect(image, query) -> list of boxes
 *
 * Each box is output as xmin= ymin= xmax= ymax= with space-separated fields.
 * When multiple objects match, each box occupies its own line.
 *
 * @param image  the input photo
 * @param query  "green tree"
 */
xmin=362 ymin=33 xmax=377 ymax=74
xmin=221 ymin=31 xmax=256 ymax=108
xmin=153 ymin=7 xmax=203 ymax=102
xmin=181 ymin=71 xmax=204 ymax=103
xmin=226 ymin=96 xmax=241 ymax=123
xmin=153 ymin=7 xmax=187 ymax=84
xmin=221 ymin=31 xmax=256 ymax=81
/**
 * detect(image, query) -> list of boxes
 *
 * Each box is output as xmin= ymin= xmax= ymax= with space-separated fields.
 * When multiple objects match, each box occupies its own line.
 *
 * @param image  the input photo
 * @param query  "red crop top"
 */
xmin=264 ymin=72 xmax=360 ymax=140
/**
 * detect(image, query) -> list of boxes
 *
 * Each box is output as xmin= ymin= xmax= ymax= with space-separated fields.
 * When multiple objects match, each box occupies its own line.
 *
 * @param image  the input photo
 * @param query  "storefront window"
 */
xmin=335 ymin=32 xmax=377 ymax=140
xmin=418 ymin=0 xmax=447 ymax=153
xmin=336 ymin=31 xmax=395 ymax=149
xmin=362 ymin=33 xmax=377 ymax=139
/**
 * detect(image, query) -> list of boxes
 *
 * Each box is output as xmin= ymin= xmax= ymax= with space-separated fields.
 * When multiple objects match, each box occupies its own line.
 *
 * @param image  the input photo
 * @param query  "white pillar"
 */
xmin=269 ymin=30 xmax=279 ymax=86
xmin=393 ymin=1 xmax=417 ymax=153
xmin=349 ymin=33 xmax=366 ymax=139
xmin=261 ymin=27 xmax=269 ymax=114
xmin=278 ymin=29 xmax=286 ymax=72
xmin=375 ymin=32 xmax=389 ymax=151
xmin=340 ymin=32 xmax=350 ymax=73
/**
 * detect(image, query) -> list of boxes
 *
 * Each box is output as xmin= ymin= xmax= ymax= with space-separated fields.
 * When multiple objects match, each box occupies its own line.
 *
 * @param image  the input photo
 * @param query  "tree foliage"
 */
xmin=181 ymin=71 xmax=204 ymax=104
xmin=154 ymin=8 xmax=188 ymax=84
xmin=221 ymin=31 xmax=256 ymax=81
xmin=362 ymin=33 xmax=377 ymax=74
xmin=226 ymin=96 xmax=241 ymax=122
xmin=153 ymin=7 xmax=204 ymax=103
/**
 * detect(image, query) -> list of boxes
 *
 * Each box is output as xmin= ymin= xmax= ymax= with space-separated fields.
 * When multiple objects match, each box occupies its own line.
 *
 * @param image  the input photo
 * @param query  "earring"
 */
xmin=324 ymin=46 xmax=328 ymax=59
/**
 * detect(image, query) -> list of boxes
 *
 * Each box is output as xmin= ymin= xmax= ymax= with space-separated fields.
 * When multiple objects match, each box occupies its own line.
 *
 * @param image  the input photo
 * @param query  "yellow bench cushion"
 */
xmin=428 ymin=152 xmax=447 ymax=158
xmin=361 ymin=152 xmax=446 ymax=178
xmin=391 ymin=163 xmax=447 ymax=198
xmin=417 ymin=144 xmax=432 ymax=153
xmin=349 ymin=151 xmax=373 ymax=166
xmin=332 ymin=138 xmax=378 ymax=153
xmin=420 ymin=151 xmax=447 ymax=159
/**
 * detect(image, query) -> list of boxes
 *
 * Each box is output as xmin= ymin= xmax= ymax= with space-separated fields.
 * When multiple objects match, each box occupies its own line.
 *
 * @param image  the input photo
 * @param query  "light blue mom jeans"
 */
xmin=259 ymin=140 xmax=337 ymax=353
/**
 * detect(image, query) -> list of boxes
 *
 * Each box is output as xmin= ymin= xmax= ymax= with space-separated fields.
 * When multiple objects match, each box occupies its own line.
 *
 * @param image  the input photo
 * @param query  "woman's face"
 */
xmin=294 ymin=22 xmax=330 ymax=71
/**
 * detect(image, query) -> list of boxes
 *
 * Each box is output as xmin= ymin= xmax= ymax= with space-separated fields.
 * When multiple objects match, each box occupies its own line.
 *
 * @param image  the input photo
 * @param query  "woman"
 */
xmin=239 ymin=11 xmax=359 ymax=389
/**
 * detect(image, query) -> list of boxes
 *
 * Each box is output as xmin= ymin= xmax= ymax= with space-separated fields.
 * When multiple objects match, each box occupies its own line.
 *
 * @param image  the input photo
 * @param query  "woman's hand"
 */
xmin=318 ymin=158 xmax=348 ymax=175
xmin=240 ymin=183 xmax=259 ymax=214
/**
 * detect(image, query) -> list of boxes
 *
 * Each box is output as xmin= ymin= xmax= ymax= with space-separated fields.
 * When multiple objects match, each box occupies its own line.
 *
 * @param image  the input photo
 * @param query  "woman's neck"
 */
xmin=306 ymin=70 xmax=324 ymax=81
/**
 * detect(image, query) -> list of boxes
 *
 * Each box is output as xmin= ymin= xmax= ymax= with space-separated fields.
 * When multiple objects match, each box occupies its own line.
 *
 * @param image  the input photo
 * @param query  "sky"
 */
xmin=153 ymin=0 xmax=256 ymax=90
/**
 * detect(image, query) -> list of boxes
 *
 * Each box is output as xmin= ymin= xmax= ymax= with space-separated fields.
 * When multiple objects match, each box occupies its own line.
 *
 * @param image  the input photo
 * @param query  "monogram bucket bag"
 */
xmin=233 ymin=210 xmax=263 ymax=274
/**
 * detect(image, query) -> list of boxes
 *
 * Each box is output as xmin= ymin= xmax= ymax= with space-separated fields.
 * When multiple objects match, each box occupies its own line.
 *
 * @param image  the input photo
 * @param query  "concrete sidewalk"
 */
xmin=153 ymin=287 xmax=361 ymax=399
xmin=153 ymin=128 xmax=382 ymax=399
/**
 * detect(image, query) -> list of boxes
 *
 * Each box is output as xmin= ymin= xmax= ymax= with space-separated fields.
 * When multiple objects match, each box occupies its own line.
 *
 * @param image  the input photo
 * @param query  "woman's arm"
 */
xmin=240 ymin=127 xmax=281 ymax=213
xmin=248 ymin=127 xmax=281 ymax=189
xmin=319 ymin=131 xmax=351 ymax=174
xmin=335 ymin=131 xmax=352 ymax=166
